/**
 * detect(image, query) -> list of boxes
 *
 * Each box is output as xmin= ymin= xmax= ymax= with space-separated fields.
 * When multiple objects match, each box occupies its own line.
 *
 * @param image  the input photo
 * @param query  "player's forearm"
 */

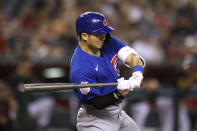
xmin=122 ymin=54 xmax=144 ymax=89
xmin=125 ymin=54 xmax=143 ymax=68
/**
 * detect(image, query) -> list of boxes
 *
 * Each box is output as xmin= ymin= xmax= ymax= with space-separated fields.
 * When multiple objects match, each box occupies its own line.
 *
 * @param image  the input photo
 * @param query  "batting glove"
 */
xmin=117 ymin=77 xmax=133 ymax=91
xmin=80 ymin=81 xmax=90 ymax=95
xmin=129 ymin=71 xmax=143 ymax=90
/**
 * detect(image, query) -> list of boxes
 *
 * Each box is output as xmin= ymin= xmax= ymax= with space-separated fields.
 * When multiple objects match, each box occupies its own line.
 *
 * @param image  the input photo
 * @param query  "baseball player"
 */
xmin=69 ymin=12 xmax=145 ymax=131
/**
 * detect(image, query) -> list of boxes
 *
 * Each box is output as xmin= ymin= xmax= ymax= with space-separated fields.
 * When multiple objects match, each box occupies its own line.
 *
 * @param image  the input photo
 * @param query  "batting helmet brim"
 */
xmin=92 ymin=26 xmax=115 ymax=34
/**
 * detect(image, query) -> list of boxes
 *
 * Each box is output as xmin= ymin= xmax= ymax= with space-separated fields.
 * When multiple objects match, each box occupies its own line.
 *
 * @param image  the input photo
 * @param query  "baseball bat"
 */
xmin=23 ymin=82 xmax=118 ymax=93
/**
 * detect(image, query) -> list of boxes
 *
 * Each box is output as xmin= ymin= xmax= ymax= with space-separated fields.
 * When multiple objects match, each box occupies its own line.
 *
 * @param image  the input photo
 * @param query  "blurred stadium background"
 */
xmin=0 ymin=0 xmax=197 ymax=131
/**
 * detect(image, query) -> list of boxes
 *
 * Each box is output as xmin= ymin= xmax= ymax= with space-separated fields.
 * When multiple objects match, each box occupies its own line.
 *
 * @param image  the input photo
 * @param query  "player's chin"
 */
xmin=97 ymin=43 xmax=104 ymax=48
xmin=97 ymin=45 xmax=103 ymax=49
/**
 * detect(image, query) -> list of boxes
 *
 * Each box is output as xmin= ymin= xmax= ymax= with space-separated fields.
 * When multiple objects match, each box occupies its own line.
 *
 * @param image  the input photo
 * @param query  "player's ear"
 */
xmin=81 ymin=33 xmax=88 ymax=41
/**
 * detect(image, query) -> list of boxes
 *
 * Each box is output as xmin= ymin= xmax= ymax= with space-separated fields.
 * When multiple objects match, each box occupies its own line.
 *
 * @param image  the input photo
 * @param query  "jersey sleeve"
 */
xmin=118 ymin=46 xmax=145 ymax=67
xmin=110 ymin=36 xmax=145 ymax=67
xmin=110 ymin=35 xmax=126 ymax=53
xmin=70 ymin=69 xmax=103 ymax=102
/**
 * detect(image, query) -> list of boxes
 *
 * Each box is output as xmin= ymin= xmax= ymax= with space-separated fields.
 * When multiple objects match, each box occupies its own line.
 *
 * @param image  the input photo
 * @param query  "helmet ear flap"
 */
xmin=104 ymin=33 xmax=112 ymax=44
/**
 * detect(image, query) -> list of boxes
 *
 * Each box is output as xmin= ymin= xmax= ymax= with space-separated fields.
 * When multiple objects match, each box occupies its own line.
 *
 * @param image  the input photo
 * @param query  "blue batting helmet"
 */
xmin=76 ymin=12 xmax=115 ymax=35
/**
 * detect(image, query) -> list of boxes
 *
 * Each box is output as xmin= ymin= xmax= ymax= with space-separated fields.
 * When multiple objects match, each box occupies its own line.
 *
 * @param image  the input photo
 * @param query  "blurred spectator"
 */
xmin=8 ymin=56 xmax=38 ymax=131
xmin=131 ymin=78 xmax=159 ymax=129
xmin=0 ymin=80 xmax=17 ymax=131
xmin=172 ymin=1 xmax=197 ymax=37
xmin=9 ymin=56 xmax=36 ymax=93
xmin=0 ymin=31 xmax=11 ymax=59
xmin=131 ymin=35 xmax=165 ymax=65
xmin=27 ymin=96 xmax=55 ymax=129
xmin=182 ymin=34 xmax=197 ymax=72
xmin=177 ymin=34 xmax=197 ymax=129
xmin=9 ymin=56 xmax=57 ymax=131
xmin=166 ymin=35 xmax=187 ymax=64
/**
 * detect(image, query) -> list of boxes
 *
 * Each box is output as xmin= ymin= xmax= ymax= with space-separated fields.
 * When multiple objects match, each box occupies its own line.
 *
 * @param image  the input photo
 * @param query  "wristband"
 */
xmin=133 ymin=65 xmax=143 ymax=74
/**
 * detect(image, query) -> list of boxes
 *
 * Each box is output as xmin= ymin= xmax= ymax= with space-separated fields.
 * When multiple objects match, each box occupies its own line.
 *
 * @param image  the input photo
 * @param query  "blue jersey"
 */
xmin=69 ymin=36 xmax=126 ymax=102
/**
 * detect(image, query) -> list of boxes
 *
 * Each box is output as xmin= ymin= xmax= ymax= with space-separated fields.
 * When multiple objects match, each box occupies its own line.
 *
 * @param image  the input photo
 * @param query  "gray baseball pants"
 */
xmin=76 ymin=104 xmax=141 ymax=131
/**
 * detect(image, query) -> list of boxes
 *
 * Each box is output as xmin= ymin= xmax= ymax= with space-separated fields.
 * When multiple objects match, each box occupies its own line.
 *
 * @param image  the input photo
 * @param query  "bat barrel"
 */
xmin=23 ymin=83 xmax=118 ymax=93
